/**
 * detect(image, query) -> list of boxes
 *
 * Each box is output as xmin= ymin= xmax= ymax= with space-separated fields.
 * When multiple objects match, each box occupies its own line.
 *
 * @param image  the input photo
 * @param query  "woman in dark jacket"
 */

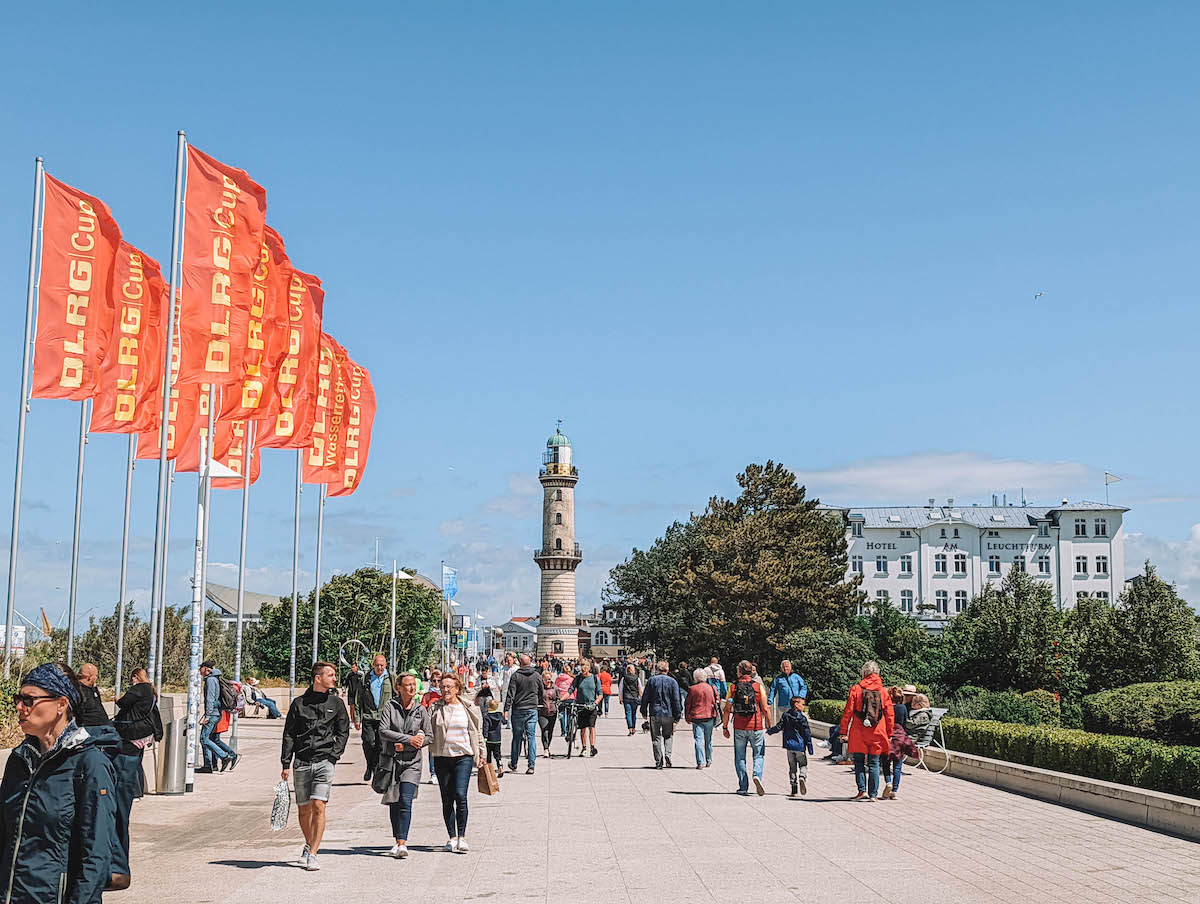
xmin=377 ymin=674 xmax=431 ymax=859
xmin=0 ymin=662 xmax=117 ymax=904
xmin=619 ymin=665 xmax=642 ymax=736
xmin=111 ymin=667 xmax=162 ymax=884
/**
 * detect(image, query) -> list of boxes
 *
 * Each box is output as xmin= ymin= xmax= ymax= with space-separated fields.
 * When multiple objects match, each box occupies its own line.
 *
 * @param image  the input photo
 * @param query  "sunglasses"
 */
xmin=12 ymin=692 xmax=58 ymax=708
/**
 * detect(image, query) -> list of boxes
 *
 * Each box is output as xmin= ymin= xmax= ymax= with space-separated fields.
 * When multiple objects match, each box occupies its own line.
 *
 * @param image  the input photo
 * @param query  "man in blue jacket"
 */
xmin=639 ymin=661 xmax=682 ymax=769
xmin=199 ymin=661 xmax=238 ymax=773
xmin=767 ymin=660 xmax=807 ymax=723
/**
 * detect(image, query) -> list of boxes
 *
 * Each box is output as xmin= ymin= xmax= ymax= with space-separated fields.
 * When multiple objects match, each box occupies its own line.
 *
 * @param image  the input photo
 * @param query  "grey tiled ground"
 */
xmin=130 ymin=712 xmax=1200 ymax=903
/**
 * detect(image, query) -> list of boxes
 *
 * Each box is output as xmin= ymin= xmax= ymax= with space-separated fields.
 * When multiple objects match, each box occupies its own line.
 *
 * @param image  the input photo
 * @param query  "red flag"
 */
xmin=136 ymin=293 xmax=199 ymax=461
xmin=327 ymin=355 xmax=375 ymax=497
xmin=221 ymin=225 xmax=291 ymax=420
xmin=172 ymin=384 xmax=216 ymax=473
xmin=90 ymin=242 xmax=166 ymax=433
xmin=33 ymin=175 xmax=121 ymax=399
xmin=177 ymin=146 xmax=266 ymax=387
xmin=301 ymin=334 xmax=348 ymax=485
xmin=211 ymin=418 xmax=261 ymax=488
xmin=256 ymin=268 xmax=324 ymax=449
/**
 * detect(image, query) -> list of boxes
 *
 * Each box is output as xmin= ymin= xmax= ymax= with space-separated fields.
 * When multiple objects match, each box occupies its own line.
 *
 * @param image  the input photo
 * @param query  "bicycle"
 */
xmin=560 ymin=700 xmax=579 ymax=758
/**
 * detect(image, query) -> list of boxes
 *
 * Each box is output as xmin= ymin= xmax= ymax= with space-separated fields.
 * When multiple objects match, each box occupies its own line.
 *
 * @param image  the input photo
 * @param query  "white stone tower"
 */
xmin=535 ymin=424 xmax=581 ymax=658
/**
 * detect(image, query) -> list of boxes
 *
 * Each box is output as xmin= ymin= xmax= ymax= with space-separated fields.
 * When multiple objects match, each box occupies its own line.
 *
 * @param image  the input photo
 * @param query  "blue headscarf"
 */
xmin=20 ymin=663 xmax=81 ymax=710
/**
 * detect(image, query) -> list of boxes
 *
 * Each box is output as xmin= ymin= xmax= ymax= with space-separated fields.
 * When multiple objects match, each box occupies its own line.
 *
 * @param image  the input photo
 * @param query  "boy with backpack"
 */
xmin=837 ymin=661 xmax=894 ymax=801
xmin=721 ymin=660 xmax=772 ymax=796
xmin=767 ymin=695 xmax=813 ymax=796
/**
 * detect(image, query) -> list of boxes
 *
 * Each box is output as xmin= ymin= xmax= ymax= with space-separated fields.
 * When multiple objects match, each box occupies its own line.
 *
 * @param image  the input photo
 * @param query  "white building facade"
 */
xmin=831 ymin=500 xmax=1127 ymax=624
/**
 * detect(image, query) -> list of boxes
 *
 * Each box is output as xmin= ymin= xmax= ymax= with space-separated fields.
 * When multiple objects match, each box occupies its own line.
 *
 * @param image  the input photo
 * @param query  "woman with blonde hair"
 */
xmin=428 ymin=674 xmax=484 ymax=852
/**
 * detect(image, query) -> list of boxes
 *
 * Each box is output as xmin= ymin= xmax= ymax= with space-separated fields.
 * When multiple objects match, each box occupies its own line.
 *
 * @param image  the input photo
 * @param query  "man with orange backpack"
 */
xmin=838 ymin=661 xmax=894 ymax=801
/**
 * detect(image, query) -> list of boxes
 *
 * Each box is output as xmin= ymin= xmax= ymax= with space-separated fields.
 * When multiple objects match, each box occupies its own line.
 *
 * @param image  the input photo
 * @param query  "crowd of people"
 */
xmin=0 ymin=649 xmax=931 ymax=896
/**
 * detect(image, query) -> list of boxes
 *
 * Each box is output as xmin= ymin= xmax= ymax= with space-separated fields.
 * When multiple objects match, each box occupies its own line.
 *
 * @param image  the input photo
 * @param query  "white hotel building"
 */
xmin=829 ymin=500 xmax=1127 ymax=624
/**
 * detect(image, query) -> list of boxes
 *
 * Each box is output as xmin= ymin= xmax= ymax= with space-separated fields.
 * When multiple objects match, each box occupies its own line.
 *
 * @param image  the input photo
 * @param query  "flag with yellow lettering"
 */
xmin=177 ymin=146 xmax=267 ymax=388
xmin=33 ymin=174 xmax=121 ymax=400
xmin=211 ymin=418 xmax=261 ymax=489
xmin=327 ymin=354 xmax=375 ymax=497
xmin=90 ymin=241 xmax=167 ymax=433
xmin=136 ymin=294 xmax=199 ymax=461
xmin=301 ymin=333 xmax=349 ymax=485
xmin=256 ymin=265 xmax=324 ymax=449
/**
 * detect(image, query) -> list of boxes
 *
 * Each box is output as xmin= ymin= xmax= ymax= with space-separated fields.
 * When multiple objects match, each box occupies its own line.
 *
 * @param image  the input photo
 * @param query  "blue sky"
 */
xmin=1 ymin=3 xmax=1198 ymax=634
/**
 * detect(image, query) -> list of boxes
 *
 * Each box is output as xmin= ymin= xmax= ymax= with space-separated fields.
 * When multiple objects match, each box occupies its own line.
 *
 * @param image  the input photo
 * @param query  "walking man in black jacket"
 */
xmin=282 ymin=661 xmax=349 ymax=872
xmin=503 ymin=654 xmax=545 ymax=774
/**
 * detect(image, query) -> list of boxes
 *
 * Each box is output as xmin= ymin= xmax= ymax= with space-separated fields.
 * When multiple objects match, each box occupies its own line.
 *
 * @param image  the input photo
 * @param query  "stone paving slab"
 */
xmin=128 ymin=711 xmax=1200 ymax=903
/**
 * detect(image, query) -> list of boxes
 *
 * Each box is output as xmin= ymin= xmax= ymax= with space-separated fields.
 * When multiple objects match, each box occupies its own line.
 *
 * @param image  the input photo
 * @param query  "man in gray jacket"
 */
xmin=352 ymin=654 xmax=393 ymax=782
xmin=503 ymin=654 xmax=545 ymax=774
xmin=199 ymin=660 xmax=238 ymax=773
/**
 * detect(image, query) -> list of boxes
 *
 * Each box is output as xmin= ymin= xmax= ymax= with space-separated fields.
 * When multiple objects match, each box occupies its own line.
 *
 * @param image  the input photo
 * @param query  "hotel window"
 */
xmin=1096 ymin=591 xmax=1109 ymax=601
xmin=955 ymin=590 xmax=968 ymax=613
xmin=1096 ymin=555 xmax=1108 ymax=575
xmin=876 ymin=556 xmax=887 ymax=574
xmin=851 ymin=556 xmax=863 ymax=574
xmin=953 ymin=528 xmax=960 ymax=538
xmin=954 ymin=553 xmax=967 ymax=574
xmin=1077 ymin=591 xmax=1089 ymax=604
xmin=1013 ymin=555 xmax=1026 ymax=572
xmin=857 ymin=601 xmax=870 ymax=616
xmin=851 ymin=522 xmax=863 ymax=538
xmin=1038 ymin=522 xmax=1050 ymax=537
xmin=934 ymin=554 xmax=947 ymax=574
xmin=900 ymin=554 xmax=913 ymax=574
xmin=935 ymin=590 xmax=948 ymax=614
xmin=940 ymin=528 xmax=946 ymax=539
xmin=988 ymin=555 xmax=1001 ymax=574
xmin=1037 ymin=555 xmax=1051 ymax=574
xmin=876 ymin=590 xmax=890 ymax=606
xmin=1074 ymin=518 xmax=1087 ymax=537
xmin=1094 ymin=519 xmax=1107 ymax=537
xmin=900 ymin=590 xmax=914 ymax=613
xmin=899 ymin=530 xmax=913 ymax=538
xmin=987 ymin=530 xmax=999 ymax=537
xmin=1075 ymin=556 xmax=1088 ymax=575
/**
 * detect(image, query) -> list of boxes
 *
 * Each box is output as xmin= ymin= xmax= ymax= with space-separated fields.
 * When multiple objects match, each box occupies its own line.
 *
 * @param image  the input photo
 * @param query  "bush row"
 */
xmin=1081 ymin=682 xmax=1200 ymax=747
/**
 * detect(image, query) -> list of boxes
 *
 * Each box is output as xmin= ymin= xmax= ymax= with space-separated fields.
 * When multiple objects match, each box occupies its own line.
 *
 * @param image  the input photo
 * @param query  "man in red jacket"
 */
xmin=838 ymin=661 xmax=894 ymax=801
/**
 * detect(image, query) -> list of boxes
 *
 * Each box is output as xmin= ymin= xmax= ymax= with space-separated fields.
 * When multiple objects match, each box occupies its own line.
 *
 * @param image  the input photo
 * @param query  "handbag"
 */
xmin=476 ymin=761 xmax=499 ymax=796
xmin=370 ymin=757 xmax=394 ymax=795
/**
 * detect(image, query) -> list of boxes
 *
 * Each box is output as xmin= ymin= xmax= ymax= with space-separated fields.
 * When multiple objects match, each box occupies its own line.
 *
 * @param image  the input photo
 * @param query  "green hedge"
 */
xmin=808 ymin=699 xmax=844 ymax=724
xmin=942 ymin=717 xmax=1200 ymax=800
xmin=1081 ymin=682 xmax=1200 ymax=747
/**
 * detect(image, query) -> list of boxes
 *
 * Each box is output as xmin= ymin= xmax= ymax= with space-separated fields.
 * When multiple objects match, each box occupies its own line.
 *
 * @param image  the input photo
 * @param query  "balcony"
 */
xmin=534 ymin=543 xmax=583 ymax=562
xmin=539 ymin=463 xmax=579 ymax=478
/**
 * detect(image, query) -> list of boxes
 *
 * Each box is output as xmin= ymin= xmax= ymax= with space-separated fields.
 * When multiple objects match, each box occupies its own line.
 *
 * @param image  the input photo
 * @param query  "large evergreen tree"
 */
xmin=606 ymin=461 xmax=863 ymax=668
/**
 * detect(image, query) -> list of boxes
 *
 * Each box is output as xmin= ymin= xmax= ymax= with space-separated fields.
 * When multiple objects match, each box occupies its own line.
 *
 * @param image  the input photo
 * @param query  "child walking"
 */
xmin=483 ymin=698 xmax=505 ymax=777
xmin=766 ymin=695 xmax=813 ymax=796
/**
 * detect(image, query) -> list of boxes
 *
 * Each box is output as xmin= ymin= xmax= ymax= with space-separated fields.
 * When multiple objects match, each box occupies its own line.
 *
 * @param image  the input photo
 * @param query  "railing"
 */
xmin=539 ymin=463 xmax=579 ymax=477
xmin=534 ymin=543 xmax=583 ymax=560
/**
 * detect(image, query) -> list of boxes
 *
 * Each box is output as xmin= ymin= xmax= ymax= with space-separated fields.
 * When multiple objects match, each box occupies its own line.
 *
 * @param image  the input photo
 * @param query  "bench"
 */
xmin=907 ymin=707 xmax=950 ymax=774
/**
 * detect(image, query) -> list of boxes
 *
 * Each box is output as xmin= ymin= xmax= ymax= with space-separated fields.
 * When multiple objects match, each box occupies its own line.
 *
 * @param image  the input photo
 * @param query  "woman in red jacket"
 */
xmin=837 ymin=661 xmax=894 ymax=801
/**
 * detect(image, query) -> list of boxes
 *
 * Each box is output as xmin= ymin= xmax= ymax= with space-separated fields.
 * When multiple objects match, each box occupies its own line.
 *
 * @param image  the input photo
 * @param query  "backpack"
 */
xmin=856 ymin=686 xmax=883 ymax=727
xmin=731 ymin=678 xmax=758 ymax=716
xmin=218 ymin=676 xmax=245 ymax=713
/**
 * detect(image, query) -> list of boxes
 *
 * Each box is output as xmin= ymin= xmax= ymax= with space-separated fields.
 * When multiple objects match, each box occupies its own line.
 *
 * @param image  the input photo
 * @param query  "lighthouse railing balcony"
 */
xmin=539 ymin=462 xmax=579 ymax=477
xmin=534 ymin=543 xmax=583 ymax=560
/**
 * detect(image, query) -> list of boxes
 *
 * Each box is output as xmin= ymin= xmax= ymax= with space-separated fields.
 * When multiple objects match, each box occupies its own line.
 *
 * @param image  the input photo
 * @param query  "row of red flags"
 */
xmin=31 ymin=146 xmax=375 ymax=496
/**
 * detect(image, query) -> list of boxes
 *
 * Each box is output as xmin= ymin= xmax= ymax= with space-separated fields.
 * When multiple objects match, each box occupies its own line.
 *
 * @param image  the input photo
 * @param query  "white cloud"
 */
xmin=794 ymin=451 xmax=1096 ymax=505
xmin=440 ymin=520 xmax=468 ymax=536
xmin=1124 ymin=525 xmax=1200 ymax=607
xmin=480 ymin=474 xmax=541 ymax=518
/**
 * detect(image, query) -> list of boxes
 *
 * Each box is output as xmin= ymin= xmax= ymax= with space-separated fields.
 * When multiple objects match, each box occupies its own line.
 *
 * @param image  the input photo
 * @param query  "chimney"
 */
xmin=927 ymin=498 xmax=935 ymax=508
xmin=1062 ymin=498 xmax=1069 ymax=505
xmin=992 ymin=494 xmax=998 ymax=506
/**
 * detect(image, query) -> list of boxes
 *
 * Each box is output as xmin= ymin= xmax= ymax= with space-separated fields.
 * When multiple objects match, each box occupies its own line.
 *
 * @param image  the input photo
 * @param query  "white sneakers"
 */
xmin=389 ymin=843 xmax=408 ymax=859
xmin=305 ymin=854 xmax=320 ymax=871
xmin=446 ymin=837 xmax=470 ymax=853
xmin=446 ymin=838 xmax=459 ymax=853
xmin=297 ymin=844 xmax=310 ymax=865
xmin=456 ymin=838 xmax=470 ymax=853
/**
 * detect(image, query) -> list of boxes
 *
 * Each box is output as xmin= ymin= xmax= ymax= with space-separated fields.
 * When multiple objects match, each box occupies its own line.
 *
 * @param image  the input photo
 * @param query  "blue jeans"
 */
xmin=881 ymin=754 xmax=903 ymax=792
xmin=201 ymin=713 xmax=234 ymax=767
xmin=433 ymin=756 xmax=473 ymax=838
xmin=509 ymin=709 xmax=538 ymax=769
xmin=623 ymin=701 xmax=637 ymax=730
xmin=258 ymin=695 xmax=282 ymax=719
xmin=388 ymin=781 xmax=418 ymax=840
xmin=733 ymin=729 xmax=765 ymax=793
xmin=691 ymin=719 xmax=715 ymax=766
xmin=602 ymin=694 xmax=610 ymax=715
xmin=853 ymin=752 xmax=881 ymax=798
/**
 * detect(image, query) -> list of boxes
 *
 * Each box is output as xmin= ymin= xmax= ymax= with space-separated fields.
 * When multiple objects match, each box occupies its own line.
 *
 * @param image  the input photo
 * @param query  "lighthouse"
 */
xmin=534 ymin=424 xmax=581 ymax=658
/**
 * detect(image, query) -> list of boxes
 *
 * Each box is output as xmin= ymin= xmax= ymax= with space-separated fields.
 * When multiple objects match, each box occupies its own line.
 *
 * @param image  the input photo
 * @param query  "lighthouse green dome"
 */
xmin=547 ymin=430 xmax=570 ymax=448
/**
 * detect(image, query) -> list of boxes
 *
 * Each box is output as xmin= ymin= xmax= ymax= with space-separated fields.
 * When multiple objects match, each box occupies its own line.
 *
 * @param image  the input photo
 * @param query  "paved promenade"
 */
xmin=129 ymin=712 xmax=1200 ymax=904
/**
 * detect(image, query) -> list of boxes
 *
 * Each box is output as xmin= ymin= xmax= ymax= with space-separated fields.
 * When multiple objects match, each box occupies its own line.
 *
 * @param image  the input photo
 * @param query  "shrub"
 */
xmin=1081 ymin=682 xmax=1200 ymax=746
xmin=807 ymin=699 xmax=844 ymax=723
xmin=940 ymin=717 xmax=1200 ymax=800
xmin=1022 ymin=690 xmax=1061 ymax=726
xmin=947 ymin=688 xmax=1054 ymax=726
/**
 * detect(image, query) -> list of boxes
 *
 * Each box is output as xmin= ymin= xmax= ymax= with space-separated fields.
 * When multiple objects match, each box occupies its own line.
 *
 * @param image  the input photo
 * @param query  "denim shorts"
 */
xmin=293 ymin=760 xmax=335 ymax=806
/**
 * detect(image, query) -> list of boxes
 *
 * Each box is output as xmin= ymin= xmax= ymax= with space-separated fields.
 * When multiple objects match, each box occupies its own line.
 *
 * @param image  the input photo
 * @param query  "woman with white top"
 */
xmin=428 ymin=674 xmax=484 ymax=852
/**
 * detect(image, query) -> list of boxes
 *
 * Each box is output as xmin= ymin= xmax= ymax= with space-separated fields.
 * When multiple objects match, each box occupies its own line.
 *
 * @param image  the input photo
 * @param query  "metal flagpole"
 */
xmin=312 ymin=483 xmax=326 ymax=664
xmin=197 ymin=387 xmax=215 ymax=668
xmin=5 ymin=157 xmax=44 ymax=676
xmin=289 ymin=451 xmax=300 ymax=702
xmin=231 ymin=421 xmax=253 ymax=753
xmin=114 ymin=435 xmax=135 ymax=696
xmin=65 ymin=400 xmax=89 ymax=667
xmin=148 ymin=131 xmax=186 ymax=685
xmin=154 ymin=462 xmax=175 ymax=692
xmin=390 ymin=561 xmax=397 ymax=667
xmin=184 ymin=426 xmax=208 ymax=793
